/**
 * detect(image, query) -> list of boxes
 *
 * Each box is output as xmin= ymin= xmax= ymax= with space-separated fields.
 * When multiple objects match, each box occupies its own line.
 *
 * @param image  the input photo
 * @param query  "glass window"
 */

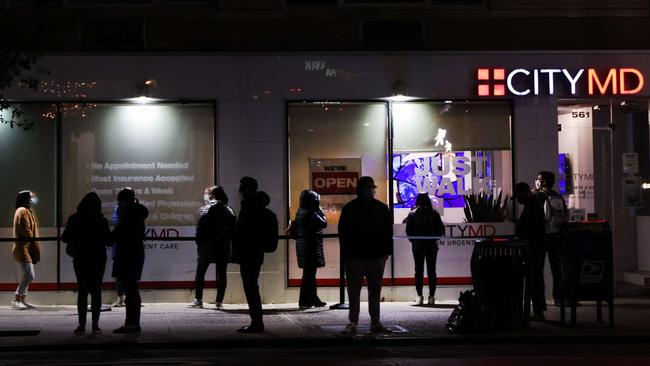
xmin=391 ymin=101 xmax=513 ymax=286
xmin=287 ymin=102 xmax=388 ymax=286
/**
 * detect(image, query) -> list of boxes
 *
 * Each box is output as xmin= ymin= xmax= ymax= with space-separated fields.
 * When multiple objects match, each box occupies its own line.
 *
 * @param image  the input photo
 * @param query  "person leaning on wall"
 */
xmin=11 ymin=190 xmax=40 ymax=310
xmin=61 ymin=192 xmax=112 ymax=335
xmin=111 ymin=188 xmax=149 ymax=334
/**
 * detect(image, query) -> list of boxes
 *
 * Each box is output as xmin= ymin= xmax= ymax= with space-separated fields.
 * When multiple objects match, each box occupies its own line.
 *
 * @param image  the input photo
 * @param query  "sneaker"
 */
xmin=427 ymin=296 xmax=435 ymax=305
xmin=370 ymin=322 xmax=393 ymax=334
xmin=215 ymin=302 xmax=224 ymax=310
xmin=237 ymin=324 xmax=264 ymax=333
xmin=188 ymin=299 xmax=203 ymax=308
xmin=313 ymin=301 xmax=327 ymax=307
xmin=113 ymin=325 xmax=141 ymax=334
xmin=22 ymin=301 xmax=36 ymax=309
xmin=11 ymin=301 xmax=27 ymax=310
xmin=74 ymin=326 xmax=85 ymax=335
xmin=414 ymin=296 xmax=424 ymax=305
xmin=112 ymin=296 xmax=125 ymax=308
xmin=342 ymin=322 xmax=357 ymax=335
xmin=299 ymin=303 xmax=314 ymax=310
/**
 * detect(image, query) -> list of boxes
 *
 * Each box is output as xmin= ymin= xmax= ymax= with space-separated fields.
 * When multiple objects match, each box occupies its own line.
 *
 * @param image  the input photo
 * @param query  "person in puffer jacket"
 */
xmin=291 ymin=190 xmax=327 ymax=309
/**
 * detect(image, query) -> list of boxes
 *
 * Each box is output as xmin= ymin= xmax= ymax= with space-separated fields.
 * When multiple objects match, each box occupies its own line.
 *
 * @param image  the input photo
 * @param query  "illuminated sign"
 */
xmin=477 ymin=67 xmax=645 ymax=97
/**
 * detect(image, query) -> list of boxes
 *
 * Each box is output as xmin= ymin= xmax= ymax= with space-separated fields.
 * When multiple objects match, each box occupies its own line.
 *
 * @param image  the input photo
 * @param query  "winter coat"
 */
xmin=12 ymin=207 xmax=40 ymax=264
xmin=338 ymin=197 xmax=392 ymax=261
xmin=232 ymin=191 xmax=277 ymax=265
xmin=292 ymin=191 xmax=327 ymax=269
xmin=195 ymin=200 xmax=236 ymax=264
xmin=516 ymin=195 xmax=546 ymax=248
xmin=111 ymin=202 xmax=149 ymax=280
xmin=61 ymin=212 xmax=112 ymax=266
xmin=403 ymin=206 xmax=445 ymax=249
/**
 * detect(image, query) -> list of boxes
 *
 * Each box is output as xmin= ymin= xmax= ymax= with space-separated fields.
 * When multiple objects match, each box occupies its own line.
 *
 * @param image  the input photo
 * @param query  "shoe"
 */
xmin=342 ymin=322 xmax=357 ymax=335
xmin=237 ymin=324 xmax=264 ymax=333
xmin=215 ymin=302 xmax=224 ymax=310
xmin=92 ymin=326 xmax=102 ymax=335
xmin=22 ymin=301 xmax=36 ymax=309
xmin=299 ymin=303 xmax=314 ymax=310
xmin=529 ymin=312 xmax=546 ymax=322
xmin=414 ymin=296 xmax=424 ymax=305
xmin=112 ymin=296 xmax=125 ymax=307
xmin=113 ymin=325 xmax=141 ymax=334
xmin=427 ymin=296 xmax=435 ymax=305
xmin=188 ymin=299 xmax=203 ymax=308
xmin=11 ymin=301 xmax=27 ymax=310
xmin=313 ymin=301 xmax=327 ymax=307
xmin=74 ymin=326 xmax=85 ymax=335
xmin=370 ymin=322 xmax=393 ymax=334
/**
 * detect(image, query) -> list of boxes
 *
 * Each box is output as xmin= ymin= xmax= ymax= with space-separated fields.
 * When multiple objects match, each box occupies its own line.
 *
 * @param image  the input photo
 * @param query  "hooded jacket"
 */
xmin=111 ymin=202 xmax=149 ymax=280
xmin=292 ymin=190 xmax=327 ymax=269
xmin=195 ymin=199 xmax=236 ymax=263
xmin=404 ymin=206 xmax=445 ymax=248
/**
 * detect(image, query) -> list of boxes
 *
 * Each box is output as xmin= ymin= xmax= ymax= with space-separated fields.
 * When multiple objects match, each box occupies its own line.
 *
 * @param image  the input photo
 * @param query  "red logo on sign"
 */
xmin=312 ymin=172 xmax=359 ymax=195
xmin=477 ymin=68 xmax=506 ymax=96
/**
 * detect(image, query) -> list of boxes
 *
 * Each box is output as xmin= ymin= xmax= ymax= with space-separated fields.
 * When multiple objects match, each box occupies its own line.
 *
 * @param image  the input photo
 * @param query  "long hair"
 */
xmin=15 ymin=190 xmax=32 ymax=209
xmin=77 ymin=192 xmax=102 ymax=216
xmin=415 ymin=193 xmax=433 ymax=212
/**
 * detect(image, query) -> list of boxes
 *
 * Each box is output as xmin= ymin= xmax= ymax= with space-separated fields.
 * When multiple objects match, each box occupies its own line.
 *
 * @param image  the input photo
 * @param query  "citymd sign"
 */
xmin=477 ymin=67 xmax=645 ymax=97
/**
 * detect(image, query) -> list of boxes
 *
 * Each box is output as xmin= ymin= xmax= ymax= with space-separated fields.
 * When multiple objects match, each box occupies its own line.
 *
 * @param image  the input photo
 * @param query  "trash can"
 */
xmin=560 ymin=221 xmax=614 ymax=326
xmin=471 ymin=238 xmax=530 ymax=329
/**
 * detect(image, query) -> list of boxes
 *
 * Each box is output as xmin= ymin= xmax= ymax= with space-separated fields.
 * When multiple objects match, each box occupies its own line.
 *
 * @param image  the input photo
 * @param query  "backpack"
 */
xmin=542 ymin=190 xmax=567 ymax=234
xmin=261 ymin=208 xmax=279 ymax=253
xmin=447 ymin=290 xmax=491 ymax=334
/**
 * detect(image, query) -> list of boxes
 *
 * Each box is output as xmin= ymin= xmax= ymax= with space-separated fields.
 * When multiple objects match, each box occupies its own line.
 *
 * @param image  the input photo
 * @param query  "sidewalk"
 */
xmin=1 ymin=300 xmax=650 ymax=350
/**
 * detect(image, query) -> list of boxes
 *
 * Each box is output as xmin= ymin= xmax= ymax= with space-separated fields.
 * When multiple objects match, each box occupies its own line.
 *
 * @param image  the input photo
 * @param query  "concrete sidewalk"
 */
xmin=1 ymin=300 xmax=649 ymax=350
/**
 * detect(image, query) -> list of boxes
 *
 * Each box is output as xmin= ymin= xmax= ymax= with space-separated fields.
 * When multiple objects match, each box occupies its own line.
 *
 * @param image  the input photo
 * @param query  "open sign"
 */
xmin=312 ymin=172 xmax=358 ymax=195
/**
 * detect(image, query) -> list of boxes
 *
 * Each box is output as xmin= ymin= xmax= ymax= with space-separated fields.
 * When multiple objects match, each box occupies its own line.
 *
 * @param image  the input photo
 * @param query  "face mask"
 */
xmin=30 ymin=196 xmax=39 ymax=206
xmin=534 ymin=180 xmax=542 ymax=190
xmin=203 ymin=194 xmax=210 ymax=203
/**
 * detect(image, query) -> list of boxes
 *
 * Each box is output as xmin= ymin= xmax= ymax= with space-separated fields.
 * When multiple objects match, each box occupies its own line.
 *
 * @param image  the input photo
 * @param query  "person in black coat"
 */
xmin=513 ymin=181 xmax=547 ymax=321
xmin=190 ymin=185 xmax=236 ymax=310
xmin=338 ymin=176 xmax=393 ymax=335
xmin=61 ymin=192 xmax=112 ymax=335
xmin=291 ymin=190 xmax=327 ymax=309
xmin=111 ymin=188 xmax=149 ymax=334
xmin=403 ymin=193 xmax=445 ymax=306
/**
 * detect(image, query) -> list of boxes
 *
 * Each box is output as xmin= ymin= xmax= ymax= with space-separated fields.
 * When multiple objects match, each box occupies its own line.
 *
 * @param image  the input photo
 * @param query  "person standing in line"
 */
xmin=403 ymin=193 xmax=445 ymax=306
xmin=11 ymin=190 xmax=40 ymax=310
xmin=233 ymin=177 xmax=278 ymax=333
xmin=111 ymin=204 xmax=125 ymax=308
xmin=338 ymin=176 xmax=393 ymax=335
xmin=61 ymin=192 xmax=112 ymax=335
xmin=189 ymin=185 xmax=236 ymax=310
xmin=291 ymin=189 xmax=327 ymax=309
xmin=112 ymin=188 xmax=149 ymax=334
xmin=513 ymin=182 xmax=547 ymax=321
xmin=533 ymin=171 xmax=569 ymax=306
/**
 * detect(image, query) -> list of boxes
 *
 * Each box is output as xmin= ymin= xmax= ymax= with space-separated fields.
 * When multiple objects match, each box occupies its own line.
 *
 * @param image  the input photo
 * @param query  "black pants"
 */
xmin=412 ymin=243 xmax=438 ymax=297
xmin=299 ymin=266 xmax=321 ymax=306
xmin=195 ymin=260 xmax=228 ymax=303
xmin=73 ymin=260 xmax=105 ymax=327
xmin=240 ymin=261 xmax=263 ymax=326
xmin=546 ymin=233 xmax=563 ymax=301
xmin=529 ymin=243 xmax=548 ymax=314
xmin=121 ymin=278 xmax=141 ymax=326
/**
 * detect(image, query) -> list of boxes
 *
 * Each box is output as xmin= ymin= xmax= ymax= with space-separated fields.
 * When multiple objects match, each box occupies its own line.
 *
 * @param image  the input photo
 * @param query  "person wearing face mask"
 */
xmin=11 ymin=190 xmax=40 ymax=310
xmin=189 ymin=185 xmax=236 ymax=310
xmin=338 ymin=176 xmax=393 ymax=335
xmin=533 ymin=171 xmax=568 ymax=306
xmin=512 ymin=182 xmax=547 ymax=321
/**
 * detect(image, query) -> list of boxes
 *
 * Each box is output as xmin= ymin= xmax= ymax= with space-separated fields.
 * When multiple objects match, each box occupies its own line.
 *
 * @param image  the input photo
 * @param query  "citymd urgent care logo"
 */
xmin=476 ymin=67 xmax=645 ymax=97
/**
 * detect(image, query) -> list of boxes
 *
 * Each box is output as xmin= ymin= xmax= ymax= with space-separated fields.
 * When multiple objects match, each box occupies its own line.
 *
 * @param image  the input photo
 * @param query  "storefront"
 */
xmin=1 ymin=52 xmax=649 ymax=304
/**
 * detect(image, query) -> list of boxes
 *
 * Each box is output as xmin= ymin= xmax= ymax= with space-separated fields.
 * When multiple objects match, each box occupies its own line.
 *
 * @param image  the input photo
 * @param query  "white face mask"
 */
xmin=30 ymin=196 xmax=39 ymax=206
xmin=534 ymin=180 xmax=542 ymax=190
xmin=203 ymin=194 xmax=210 ymax=203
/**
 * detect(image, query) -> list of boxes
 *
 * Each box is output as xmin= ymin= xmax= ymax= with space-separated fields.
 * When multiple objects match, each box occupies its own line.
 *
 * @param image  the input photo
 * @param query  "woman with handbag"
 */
xmin=62 ymin=192 xmax=112 ymax=335
xmin=11 ymin=190 xmax=41 ymax=310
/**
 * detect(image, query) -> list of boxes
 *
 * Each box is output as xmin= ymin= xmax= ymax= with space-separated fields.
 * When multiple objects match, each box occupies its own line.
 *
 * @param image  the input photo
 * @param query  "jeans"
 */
xmin=412 ymin=243 xmax=438 ymax=297
xmin=15 ymin=262 xmax=35 ymax=296
xmin=345 ymin=258 xmax=386 ymax=325
xmin=74 ymin=260 xmax=105 ymax=326
xmin=546 ymin=233 xmax=563 ymax=301
xmin=530 ymin=243 xmax=548 ymax=314
xmin=299 ymin=266 xmax=321 ymax=306
xmin=121 ymin=278 xmax=142 ymax=326
xmin=195 ymin=260 xmax=228 ymax=303
xmin=240 ymin=261 xmax=263 ymax=326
